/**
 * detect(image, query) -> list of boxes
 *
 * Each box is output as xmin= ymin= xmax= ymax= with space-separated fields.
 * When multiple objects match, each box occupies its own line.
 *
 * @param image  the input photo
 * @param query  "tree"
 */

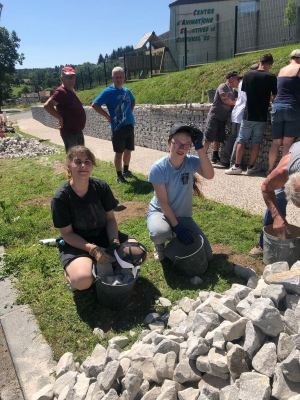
xmin=284 ymin=0 xmax=297 ymax=40
xmin=0 ymin=27 xmax=25 ymax=108
xmin=97 ymin=53 xmax=104 ymax=64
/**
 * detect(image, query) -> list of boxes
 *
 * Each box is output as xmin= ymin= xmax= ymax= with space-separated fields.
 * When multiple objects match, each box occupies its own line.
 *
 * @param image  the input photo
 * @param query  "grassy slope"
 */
xmin=76 ymin=44 xmax=297 ymax=106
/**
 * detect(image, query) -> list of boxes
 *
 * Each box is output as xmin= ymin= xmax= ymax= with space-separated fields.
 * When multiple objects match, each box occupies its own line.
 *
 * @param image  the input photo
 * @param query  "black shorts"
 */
xmin=204 ymin=116 xmax=227 ymax=143
xmin=112 ymin=124 xmax=134 ymax=153
xmin=58 ymin=231 xmax=129 ymax=269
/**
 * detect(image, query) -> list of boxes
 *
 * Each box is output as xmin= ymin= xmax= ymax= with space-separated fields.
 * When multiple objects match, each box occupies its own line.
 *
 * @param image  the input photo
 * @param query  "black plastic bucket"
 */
xmin=95 ymin=269 xmax=139 ymax=310
xmin=164 ymin=235 xmax=208 ymax=278
xmin=263 ymin=224 xmax=300 ymax=267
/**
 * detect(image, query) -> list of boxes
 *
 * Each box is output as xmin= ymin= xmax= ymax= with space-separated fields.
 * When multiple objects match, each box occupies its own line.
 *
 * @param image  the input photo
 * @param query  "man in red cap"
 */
xmin=44 ymin=66 xmax=86 ymax=152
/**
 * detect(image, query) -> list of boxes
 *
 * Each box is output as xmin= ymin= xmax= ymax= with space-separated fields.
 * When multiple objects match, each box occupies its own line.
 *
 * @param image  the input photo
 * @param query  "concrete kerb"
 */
xmin=0 ymin=245 xmax=56 ymax=400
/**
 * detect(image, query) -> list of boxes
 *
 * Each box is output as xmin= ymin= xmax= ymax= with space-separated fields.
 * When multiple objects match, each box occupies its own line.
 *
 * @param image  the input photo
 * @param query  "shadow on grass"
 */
xmin=124 ymin=178 xmax=153 ymax=195
xmin=73 ymin=276 xmax=161 ymax=333
xmin=161 ymin=252 xmax=246 ymax=292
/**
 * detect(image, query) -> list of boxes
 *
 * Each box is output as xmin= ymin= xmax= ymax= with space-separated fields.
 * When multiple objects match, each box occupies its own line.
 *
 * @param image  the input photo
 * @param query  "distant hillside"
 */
xmin=76 ymin=43 xmax=299 ymax=106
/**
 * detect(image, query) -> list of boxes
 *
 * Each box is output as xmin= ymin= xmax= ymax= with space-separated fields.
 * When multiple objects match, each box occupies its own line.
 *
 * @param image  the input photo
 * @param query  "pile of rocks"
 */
xmin=33 ymin=261 xmax=300 ymax=400
xmin=0 ymin=134 xmax=61 ymax=158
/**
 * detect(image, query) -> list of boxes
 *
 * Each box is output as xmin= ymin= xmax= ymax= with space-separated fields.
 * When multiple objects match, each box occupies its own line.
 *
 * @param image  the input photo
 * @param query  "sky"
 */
xmin=1 ymin=0 xmax=172 ymax=69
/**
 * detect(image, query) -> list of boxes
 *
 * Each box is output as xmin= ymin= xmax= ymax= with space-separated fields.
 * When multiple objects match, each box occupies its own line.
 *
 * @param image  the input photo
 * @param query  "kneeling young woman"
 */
xmin=147 ymin=124 xmax=214 ymax=262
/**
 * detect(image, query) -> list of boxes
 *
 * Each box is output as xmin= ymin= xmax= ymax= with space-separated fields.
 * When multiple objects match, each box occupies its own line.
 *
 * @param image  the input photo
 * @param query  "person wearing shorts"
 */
xmin=203 ymin=71 xmax=240 ymax=163
xmin=268 ymin=49 xmax=300 ymax=174
xmin=92 ymin=67 xmax=135 ymax=183
xmin=226 ymin=53 xmax=277 ymax=175
xmin=44 ymin=66 xmax=86 ymax=153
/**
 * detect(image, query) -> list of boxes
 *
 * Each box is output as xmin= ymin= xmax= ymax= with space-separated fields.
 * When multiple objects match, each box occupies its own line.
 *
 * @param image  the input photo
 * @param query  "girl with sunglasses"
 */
xmin=146 ymin=124 xmax=214 ymax=262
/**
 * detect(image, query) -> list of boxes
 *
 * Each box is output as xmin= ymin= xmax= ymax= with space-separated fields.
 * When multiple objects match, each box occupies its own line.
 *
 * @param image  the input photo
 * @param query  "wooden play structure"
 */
xmin=119 ymin=31 xmax=178 ymax=79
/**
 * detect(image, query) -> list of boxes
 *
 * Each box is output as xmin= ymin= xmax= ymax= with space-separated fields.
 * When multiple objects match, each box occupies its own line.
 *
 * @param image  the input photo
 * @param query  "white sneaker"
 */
xmin=154 ymin=243 xmax=165 ymax=261
xmin=247 ymin=165 xmax=262 ymax=175
xmin=225 ymin=165 xmax=242 ymax=175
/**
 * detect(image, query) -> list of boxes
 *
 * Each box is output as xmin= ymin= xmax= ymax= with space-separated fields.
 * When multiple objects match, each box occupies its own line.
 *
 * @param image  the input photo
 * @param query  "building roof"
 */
xmin=169 ymin=0 xmax=225 ymax=6
xmin=134 ymin=31 xmax=167 ymax=51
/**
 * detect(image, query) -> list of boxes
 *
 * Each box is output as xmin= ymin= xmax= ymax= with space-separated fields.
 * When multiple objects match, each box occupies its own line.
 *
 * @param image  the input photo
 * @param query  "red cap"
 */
xmin=61 ymin=66 xmax=76 ymax=75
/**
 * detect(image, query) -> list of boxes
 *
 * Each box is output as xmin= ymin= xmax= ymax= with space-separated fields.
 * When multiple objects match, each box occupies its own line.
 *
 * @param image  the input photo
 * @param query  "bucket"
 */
xmin=164 ymin=235 xmax=208 ymax=278
xmin=207 ymin=89 xmax=216 ymax=103
xmin=95 ymin=267 xmax=139 ymax=310
xmin=263 ymin=224 xmax=300 ymax=267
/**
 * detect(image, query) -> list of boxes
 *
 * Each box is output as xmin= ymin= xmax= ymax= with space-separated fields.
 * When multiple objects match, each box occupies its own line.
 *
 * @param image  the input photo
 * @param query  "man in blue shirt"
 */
xmin=92 ymin=67 xmax=136 ymax=183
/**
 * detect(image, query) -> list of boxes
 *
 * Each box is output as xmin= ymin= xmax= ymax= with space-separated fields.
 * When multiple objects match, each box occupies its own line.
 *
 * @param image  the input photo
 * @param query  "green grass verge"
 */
xmin=75 ymin=43 xmax=299 ymax=105
xmin=0 ymin=128 xmax=263 ymax=362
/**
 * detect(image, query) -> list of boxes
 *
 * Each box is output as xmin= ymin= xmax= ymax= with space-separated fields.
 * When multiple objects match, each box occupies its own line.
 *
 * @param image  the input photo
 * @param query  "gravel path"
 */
xmin=14 ymin=114 xmax=300 ymax=227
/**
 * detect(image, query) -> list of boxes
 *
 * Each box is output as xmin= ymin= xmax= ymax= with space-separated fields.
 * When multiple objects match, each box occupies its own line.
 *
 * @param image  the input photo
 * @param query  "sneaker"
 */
xmin=154 ymin=243 xmax=165 ymax=261
xmin=123 ymin=170 xmax=134 ymax=178
xmin=247 ymin=165 xmax=262 ymax=175
xmin=116 ymin=175 xmax=128 ymax=183
xmin=249 ymin=244 xmax=263 ymax=257
xmin=225 ymin=165 xmax=242 ymax=175
xmin=211 ymin=154 xmax=220 ymax=164
xmin=66 ymin=281 xmax=78 ymax=292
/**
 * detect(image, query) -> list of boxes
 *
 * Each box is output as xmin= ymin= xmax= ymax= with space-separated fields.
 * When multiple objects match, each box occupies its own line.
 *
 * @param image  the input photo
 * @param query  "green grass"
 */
xmin=0 ymin=128 xmax=264 ymax=363
xmin=75 ymin=43 xmax=298 ymax=105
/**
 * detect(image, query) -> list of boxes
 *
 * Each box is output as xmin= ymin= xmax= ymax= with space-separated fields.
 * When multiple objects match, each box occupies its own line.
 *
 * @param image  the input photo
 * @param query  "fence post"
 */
xmin=87 ymin=66 xmax=92 ymax=89
xmin=80 ymin=71 xmax=84 ymax=90
xmin=124 ymin=53 xmax=127 ymax=80
xmin=149 ymin=44 xmax=152 ymax=77
xmin=104 ymin=59 xmax=107 ymax=87
xmin=184 ymin=28 xmax=187 ymax=68
xmin=234 ymin=5 xmax=238 ymax=56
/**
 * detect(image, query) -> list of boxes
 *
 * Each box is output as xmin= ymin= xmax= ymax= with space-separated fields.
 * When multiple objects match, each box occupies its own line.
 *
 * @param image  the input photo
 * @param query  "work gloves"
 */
xmin=172 ymin=224 xmax=195 ymax=245
xmin=89 ymin=244 xmax=115 ymax=264
xmin=190 ymin=125 xmax=204 ymax=150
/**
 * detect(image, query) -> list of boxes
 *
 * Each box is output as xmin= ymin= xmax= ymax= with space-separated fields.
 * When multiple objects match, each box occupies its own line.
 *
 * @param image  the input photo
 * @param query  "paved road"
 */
xmin=2 ymin=110 xmax=32 ymax=121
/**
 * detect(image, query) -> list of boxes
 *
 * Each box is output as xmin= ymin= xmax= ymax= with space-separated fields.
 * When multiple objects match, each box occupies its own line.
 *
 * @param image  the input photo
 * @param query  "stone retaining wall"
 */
xmin=31 ymin=105 xmax=275 ymax=171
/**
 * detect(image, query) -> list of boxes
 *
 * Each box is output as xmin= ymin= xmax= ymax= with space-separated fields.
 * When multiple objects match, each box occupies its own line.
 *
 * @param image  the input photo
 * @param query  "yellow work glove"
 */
xmin=89 ymin=244 xmax=113 ymax=264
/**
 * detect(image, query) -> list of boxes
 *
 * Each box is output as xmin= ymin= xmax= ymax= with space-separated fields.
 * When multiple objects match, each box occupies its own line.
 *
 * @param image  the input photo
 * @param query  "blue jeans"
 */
xmin=237 ymin=120 xmax=266 ymax=145
xmin=220 ymin=122 xmax=240 ymax=165
xmin=146 ymin=210 xmax=213 ymax=261
xmin=258 ymin=187 xmax=287 ymax=247
xmin=271 ymin=103 xmax=300 ymax=139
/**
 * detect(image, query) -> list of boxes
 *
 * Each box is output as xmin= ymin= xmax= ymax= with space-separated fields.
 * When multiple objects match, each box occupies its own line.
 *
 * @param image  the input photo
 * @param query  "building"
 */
xmin=168 ymin=0 xmax=300 ymax=69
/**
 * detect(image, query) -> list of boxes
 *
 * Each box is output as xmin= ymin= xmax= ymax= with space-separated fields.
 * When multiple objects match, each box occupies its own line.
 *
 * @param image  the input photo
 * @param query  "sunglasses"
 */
xmin=171 ymin=141 xmax=191 ymax=150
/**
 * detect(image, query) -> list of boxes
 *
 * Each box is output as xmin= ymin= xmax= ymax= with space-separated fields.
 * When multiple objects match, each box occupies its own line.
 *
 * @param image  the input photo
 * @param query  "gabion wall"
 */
xmin=31 ymin=105 xmax=274 ymax=171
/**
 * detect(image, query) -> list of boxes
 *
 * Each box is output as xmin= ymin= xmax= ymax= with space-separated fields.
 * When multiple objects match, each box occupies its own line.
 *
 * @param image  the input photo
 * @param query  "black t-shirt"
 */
xmin=242 ymin=70 xmax=277 ymax=122
xmin=51 ymin=177 xmax=117 ymax=240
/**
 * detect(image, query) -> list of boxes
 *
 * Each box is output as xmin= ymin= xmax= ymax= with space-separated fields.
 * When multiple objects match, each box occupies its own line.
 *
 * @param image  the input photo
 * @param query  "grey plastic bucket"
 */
xmin=95 ymin=270 xmax=139 ymax=310
xmin=207 ymin=89 xmax=216 ymax=103
xmin=263 ymin=224 xmax=300 ymax=267
xmin=164 ymin=235 xmax=208 ymax=278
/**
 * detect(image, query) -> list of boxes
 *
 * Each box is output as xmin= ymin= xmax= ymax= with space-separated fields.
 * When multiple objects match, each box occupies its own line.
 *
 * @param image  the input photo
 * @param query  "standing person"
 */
xmin=219 ymin=63 xmax=259 ymax=167
xmin=51 ymin=145 xmax=145 ymax=290
xmin=225 ymin=53 xmax=277 ymax=175
xmin=44 ymin=66 xmax=86 ymax=152
xmin=203 ymin=71 xmax=240 ymax=163
xmin=147 ymin=124 xmax=214 ymax=262
xmin=249 ymin=141 xmax=300 ymax=256
xmin=92 ymin=67 xmax=135 ymax=184
xmin=268 ymin=49 xmax=300 ymax=174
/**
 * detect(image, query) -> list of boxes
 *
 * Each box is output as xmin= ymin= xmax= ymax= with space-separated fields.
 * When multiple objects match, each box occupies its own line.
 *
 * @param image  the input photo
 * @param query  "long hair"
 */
xmin=193 ymin=173 xmax=204 ymax=197
xmin=65 ymin=146 xmax=97 ymax=180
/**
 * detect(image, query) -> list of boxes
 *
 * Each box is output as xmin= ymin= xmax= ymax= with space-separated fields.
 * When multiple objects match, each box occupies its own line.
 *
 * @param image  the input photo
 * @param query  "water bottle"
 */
xmin=39 ymin=238 xmax=57 ymax=246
